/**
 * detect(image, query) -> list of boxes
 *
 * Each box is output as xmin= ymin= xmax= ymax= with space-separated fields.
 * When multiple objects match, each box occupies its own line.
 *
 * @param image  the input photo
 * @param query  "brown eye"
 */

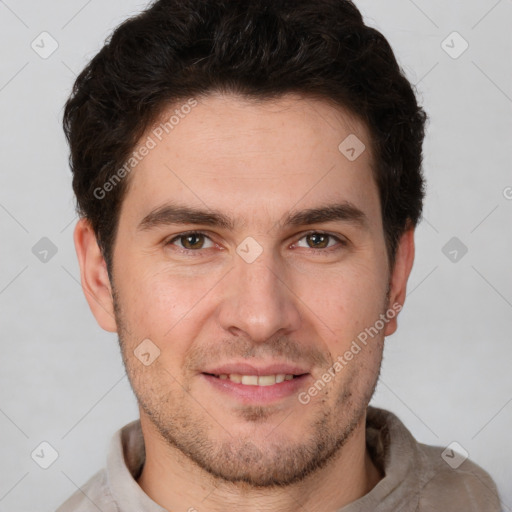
xmin=166 ymin=231 xmax=214 ymax=252
xmin=297 ymin=231 xmax=346 ymax=252
xmin=180 ymin=233 xmax=205 ymax=250
xmin=295 ymin=232 xmax=345 ymax=251
xmin=306 ymin=233 xmax=330 ymax=249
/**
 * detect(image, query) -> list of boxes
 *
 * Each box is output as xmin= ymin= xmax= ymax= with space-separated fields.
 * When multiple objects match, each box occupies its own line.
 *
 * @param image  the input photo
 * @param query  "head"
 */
xmin=67 ymin=0 xmax=426 ymax=488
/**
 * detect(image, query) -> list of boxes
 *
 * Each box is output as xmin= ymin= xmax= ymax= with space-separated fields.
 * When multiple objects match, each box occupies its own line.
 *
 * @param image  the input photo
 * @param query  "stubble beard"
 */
xmin=112 ymin=284 xmax=385 ymax=489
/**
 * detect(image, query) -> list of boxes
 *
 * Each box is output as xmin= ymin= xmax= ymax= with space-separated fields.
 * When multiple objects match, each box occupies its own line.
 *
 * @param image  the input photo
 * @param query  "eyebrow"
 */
xmin=137 ymin=201 xmax=369 ymax=233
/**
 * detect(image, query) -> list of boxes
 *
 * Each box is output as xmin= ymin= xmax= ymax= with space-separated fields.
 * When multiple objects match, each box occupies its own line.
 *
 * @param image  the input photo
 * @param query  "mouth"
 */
xmin=202 ymin=372 xmax=307 ymax=386
xmin=200 ymin=365 xmax=311 ymax=405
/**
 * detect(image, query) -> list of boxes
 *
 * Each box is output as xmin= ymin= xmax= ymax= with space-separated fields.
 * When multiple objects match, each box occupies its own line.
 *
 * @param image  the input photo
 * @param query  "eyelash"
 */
xmin=165 ymin=230 xmax=347 ymax=256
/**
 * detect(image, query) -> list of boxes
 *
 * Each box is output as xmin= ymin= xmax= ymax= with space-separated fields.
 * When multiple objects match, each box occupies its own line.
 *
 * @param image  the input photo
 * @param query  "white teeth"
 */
xmin=216 ymin=374 xmax=297 ymax=385
xmin=241 ymin=375 xmax=259 ymax=385
xmin=257 ymin=375 xmax=276 ymax=386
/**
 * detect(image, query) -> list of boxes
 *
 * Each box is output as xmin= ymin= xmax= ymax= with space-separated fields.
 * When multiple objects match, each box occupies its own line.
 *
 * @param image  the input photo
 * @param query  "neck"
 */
xmin=136 ymin=411 xmax=382 ymax=512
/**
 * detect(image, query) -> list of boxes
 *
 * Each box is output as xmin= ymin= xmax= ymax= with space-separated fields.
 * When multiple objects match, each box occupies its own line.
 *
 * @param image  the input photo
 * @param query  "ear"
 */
xmin=384 ymin=226 xmax=415 ymax=337
xmin=73 ymin=218 xmax=118 ymax=332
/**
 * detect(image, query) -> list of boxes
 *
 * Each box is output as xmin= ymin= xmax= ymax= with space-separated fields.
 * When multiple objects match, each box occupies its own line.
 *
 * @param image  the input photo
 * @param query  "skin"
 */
xmin=74 ymin=92 xmax=415 ymax=512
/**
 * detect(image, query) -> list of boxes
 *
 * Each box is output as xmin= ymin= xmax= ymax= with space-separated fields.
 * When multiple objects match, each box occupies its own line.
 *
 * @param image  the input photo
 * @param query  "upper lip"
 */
xmin=202 ymin=362 xmax=310 ymax=376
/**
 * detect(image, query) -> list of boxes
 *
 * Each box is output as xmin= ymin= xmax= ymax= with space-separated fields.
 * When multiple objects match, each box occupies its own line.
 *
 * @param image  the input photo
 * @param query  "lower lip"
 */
xmin=201 ymin=373 xmax=311 ymax=404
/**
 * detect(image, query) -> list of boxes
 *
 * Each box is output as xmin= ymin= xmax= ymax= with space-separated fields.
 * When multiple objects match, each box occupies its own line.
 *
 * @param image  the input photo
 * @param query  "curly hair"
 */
xmin=63 ymin=0 xmax=427 ymax=276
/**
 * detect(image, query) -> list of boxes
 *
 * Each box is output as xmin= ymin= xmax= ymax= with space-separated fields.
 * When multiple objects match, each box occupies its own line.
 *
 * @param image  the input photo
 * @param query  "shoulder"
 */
xmin=365 ymin=407 xmax=502 ymax=511
xmin=415 ymin=442 xmax=502 ymax=511
xmin=55 ymin=469 xmax=118 ymax=512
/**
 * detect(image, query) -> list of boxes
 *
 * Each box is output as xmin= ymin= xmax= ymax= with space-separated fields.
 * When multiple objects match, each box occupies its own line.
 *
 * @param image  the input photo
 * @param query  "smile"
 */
xmin=204 ymin=373 xmax=303 ymax=386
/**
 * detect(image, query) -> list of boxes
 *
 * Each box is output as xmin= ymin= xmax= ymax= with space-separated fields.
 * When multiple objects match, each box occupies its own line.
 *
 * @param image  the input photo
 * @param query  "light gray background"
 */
xmin=1 ymin=1 xmax=511 ymax=510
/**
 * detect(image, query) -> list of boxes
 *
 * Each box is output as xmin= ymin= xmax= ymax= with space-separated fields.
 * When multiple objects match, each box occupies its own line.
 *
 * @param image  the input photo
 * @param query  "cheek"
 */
xmin=119 ymin=269 xmax=213 ymax=348
xmin=300 ymin=261 xmax=387 ymax=323
xmin=116 ymin=279 xmax=196 ymax=380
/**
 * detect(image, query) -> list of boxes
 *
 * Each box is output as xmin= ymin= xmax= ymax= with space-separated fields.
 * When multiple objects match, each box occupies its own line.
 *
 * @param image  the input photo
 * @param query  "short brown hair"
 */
xmin=63 ymin=0 xmax=428 ymax=276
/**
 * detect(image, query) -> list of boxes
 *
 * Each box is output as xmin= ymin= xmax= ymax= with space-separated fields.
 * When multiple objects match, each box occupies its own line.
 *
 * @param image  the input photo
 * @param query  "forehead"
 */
xmin=119 ymin=92 xmax=381 ymax=232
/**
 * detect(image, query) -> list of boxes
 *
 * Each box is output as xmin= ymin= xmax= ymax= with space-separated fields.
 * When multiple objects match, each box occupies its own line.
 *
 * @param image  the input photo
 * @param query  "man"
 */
xmin=57 ymin=0 xmax=501 ymax=510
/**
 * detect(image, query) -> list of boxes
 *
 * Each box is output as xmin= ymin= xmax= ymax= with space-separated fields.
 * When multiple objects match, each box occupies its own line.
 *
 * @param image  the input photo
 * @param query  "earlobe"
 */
xmin=73 ymin=218 xmax=118 ymax=333
xmin=384 ymin=227 xmax=415 ymax=337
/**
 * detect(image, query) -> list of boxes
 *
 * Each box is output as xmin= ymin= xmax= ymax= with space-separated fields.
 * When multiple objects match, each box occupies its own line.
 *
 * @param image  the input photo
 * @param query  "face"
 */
xmin=77 ymin=92 xmax=412 ymax=487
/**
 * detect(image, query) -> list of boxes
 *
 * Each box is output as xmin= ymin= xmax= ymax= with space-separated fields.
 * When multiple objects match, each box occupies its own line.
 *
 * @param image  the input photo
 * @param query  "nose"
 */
xmin=216 ymin=246 xmax=302 ymax=343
